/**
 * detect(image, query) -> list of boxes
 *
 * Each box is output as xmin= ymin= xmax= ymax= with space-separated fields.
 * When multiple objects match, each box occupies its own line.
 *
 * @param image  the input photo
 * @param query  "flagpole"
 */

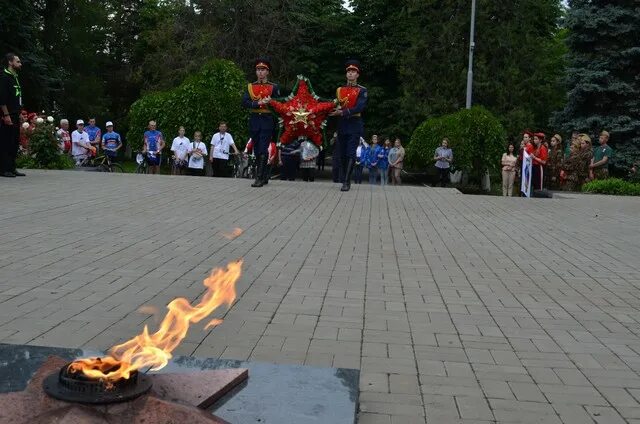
xmin=465 ymin=0 xmax=477 ymax=109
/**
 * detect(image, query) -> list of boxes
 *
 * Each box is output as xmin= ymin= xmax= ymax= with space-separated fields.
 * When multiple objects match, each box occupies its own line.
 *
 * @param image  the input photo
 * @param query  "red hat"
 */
xmin=27 ymin=112 xmax=37 ymax=121
xmin=534 ymin=132 xmax=545 ymax=139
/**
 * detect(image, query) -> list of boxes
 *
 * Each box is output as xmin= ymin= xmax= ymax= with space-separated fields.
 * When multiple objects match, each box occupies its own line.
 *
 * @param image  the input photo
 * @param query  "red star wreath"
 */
xmin=269 ymin=75 xmax=336 ymax=146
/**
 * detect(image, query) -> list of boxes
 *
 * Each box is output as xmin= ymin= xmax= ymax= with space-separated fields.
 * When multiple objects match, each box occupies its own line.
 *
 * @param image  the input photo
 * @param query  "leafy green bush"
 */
xmin=582 ymin=178 xmax=640 ymax=196
xmin=18 ymin=122 xmax=75 ymax=170
xmin=29 ymin=123 xmax=59 ymax=166
xmin=127 ymin=59 xmax=248 ymax=151
xmin=16 ymin=154 xmax=37 ymax=169
xmin=406 ymin=106 xmax=506 ymax=183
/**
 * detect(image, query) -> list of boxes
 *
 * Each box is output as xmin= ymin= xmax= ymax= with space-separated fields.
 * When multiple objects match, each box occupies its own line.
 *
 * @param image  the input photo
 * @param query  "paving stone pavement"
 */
xmin=1 ymin=170 xmax=640 ymax=423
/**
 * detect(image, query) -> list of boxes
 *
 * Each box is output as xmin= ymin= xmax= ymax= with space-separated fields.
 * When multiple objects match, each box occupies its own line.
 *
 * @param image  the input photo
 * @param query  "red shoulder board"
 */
xmin=337 ymin=86 xmax=361 ymax=109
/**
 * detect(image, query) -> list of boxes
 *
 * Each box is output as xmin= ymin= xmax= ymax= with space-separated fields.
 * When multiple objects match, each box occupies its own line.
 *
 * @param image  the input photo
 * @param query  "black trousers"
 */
xmin=532 ymin=164 xmax=544 ymax=191
xmin=437 ymin=167 xmax=449 ymax=187
xmin=317 ymin=150 xmax=326 ymax=170
xmin=354 ymin=164 xmax=364 ymax=184
xmin=211 ymin=158 xmax=230 ymax=177
xmin=301 ymin=168 xmax=315 ymax=182
xmin=0 ymin=118 xmax=19 ymax=173
xmin=332 ymin=153 xmax=341 ymax=182
xmin=281 ymin=155 xmax=298 ymax=181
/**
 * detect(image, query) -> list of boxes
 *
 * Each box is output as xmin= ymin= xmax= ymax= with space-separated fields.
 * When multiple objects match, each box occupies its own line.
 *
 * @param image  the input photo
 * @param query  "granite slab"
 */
xmin=0 ymin=344 xmax=359 ymax=424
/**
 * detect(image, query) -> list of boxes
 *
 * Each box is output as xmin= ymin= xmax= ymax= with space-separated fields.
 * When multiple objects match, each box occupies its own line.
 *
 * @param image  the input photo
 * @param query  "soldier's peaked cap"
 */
xmin=255 ymin=57 xmax=271 ymax=71
xmin=345 ymin=59 xmax=361 ymax=73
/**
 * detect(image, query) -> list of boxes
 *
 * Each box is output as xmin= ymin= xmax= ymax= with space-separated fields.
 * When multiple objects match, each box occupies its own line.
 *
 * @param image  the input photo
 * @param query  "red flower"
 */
xmin=269 ymin=77 xmax=336 ymax=146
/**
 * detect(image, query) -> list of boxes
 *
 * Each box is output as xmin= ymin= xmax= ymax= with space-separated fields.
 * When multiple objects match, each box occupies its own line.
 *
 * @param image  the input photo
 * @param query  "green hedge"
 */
xmin=582 ymin=178 xmax=640 ymax=196
xmin=17 ymin=123 xmax=74 ymax=170
xmin=127 ymin=59 xmax=248 ymax=151
xmin=406 ymin=106 xmax=506 ymax=181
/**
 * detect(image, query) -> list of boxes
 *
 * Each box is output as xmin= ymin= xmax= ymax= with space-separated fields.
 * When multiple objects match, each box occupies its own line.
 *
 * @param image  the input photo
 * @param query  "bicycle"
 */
xmin=95 ymin=151 xmax=123 ymax=173
xmin=230 ymin=152 xmax=244 ymax=178
xmin=241 ymin=153 xmax=256 ymax=179
xmin=134 ymin=151 xmax=149 ymax=174
xmin=74 ymin=147 xmax=98 ymax=168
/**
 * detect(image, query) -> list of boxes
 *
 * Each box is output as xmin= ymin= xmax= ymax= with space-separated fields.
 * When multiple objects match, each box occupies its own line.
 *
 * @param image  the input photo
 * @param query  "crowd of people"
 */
xmin=10 ymin=108 xmax=621 ymax=195
xmin=331 ymin=134 xmax=406 ymax=186
xmin=2 ymin=52 xmax=629 ymax=194
xmin=501 ymin=130 xmax=614 ymax=196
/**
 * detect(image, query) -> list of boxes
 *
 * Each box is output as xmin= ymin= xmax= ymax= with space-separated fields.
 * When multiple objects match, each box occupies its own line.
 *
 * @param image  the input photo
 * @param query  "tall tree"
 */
xmin=552 ymin=0 xmax=640 ymax=169
xmin=284 ymin=0 xmax=355 ymax=97
xmin=400 ymin=0 xmax=566 ymax=140
xmin=0 ymin=0 xmax=60 ymax=111
xmin=350 ymin=0 xmax=409 ymax=139
xmin=32 ymin=0 xmax=113 ymax=120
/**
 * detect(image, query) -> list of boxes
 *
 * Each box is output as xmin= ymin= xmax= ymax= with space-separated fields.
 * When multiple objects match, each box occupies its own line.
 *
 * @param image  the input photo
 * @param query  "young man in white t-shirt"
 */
xmin=170 ymin=126 xmax=190 ymax=175
xmin=187 ymin=131 xmax=208 ymax=176
xmin=209 ymin=122 xmax=239 ymax=177
xmin=71 ymin=119 xmax=93 ymax=165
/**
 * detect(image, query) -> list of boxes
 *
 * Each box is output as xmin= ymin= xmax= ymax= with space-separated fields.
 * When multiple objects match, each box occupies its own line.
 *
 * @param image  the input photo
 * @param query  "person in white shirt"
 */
xmin=71 ymin=119 xmax=93 ymax=164
xmin=170 ymin=126 xmax=190 ymax=175
xmin=209 ymin=122 xmax=239 ymax=177
xmin=187 ymin=131 xmax=208 ymax=176
xmin=56 ymin=119 xmax=71 ymax=154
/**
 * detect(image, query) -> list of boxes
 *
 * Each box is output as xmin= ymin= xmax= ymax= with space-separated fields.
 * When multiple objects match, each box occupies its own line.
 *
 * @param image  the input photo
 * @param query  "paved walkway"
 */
xmin=2 ymin=170 xmax=640 ymax=423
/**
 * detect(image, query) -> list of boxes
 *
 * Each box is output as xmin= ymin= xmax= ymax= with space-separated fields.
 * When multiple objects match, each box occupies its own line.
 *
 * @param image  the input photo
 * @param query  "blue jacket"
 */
xmin=366 ymin=145 xmax=379 ymax=169
xmin=376 ymin=146 xmax=390 ymax=170
xmin=358 ymin=145 xmax=369 ymax=166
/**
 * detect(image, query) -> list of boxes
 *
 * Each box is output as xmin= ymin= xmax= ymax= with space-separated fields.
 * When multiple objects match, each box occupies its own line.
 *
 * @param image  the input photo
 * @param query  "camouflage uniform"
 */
xmin=546 ymin=146 xmax=564 ymax=190
xmin=564 ymin=148 xmax=592 ymax=191
xmin=593 ymin=167 xmax=609 ymax=180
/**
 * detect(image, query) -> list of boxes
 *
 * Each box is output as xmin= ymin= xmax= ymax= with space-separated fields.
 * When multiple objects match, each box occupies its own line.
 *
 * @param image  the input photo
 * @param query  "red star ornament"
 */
xmin=269 ymin=76 xmax=336 ymax=146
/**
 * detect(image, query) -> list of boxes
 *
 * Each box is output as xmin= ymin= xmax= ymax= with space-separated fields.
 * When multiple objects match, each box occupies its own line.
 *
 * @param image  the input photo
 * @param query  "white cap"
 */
xmin=76 ymin=119 xmax=84 ymax=125
xmin=106 ymin=121 xmax=113 ymax=127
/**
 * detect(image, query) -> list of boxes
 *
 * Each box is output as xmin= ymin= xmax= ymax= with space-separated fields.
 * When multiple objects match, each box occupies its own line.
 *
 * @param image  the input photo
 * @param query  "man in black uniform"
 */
xmin=330 ymin=60 xmax=367 ymax=192
xmin=0 ymin=53 xmax=24 ymax=178
xmin=241 ymin=58 xmax=280 ymax=187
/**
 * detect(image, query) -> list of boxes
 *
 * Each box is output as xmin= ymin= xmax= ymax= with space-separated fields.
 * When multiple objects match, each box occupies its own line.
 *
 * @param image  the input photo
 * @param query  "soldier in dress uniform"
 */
xmin=330 ymin=59 xmax=368 ymax=192
xmin=242 ymin=58 xmax=280 ymax=187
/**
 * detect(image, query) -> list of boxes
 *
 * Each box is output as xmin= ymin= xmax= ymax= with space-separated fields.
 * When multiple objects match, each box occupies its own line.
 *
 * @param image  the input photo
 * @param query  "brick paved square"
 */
xmin=2 ymin=171 xmax=640 ymax=423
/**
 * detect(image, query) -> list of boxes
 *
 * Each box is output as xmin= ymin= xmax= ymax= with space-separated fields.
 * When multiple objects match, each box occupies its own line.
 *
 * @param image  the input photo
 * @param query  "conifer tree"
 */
xmin=552 ymin=0 xmax=640 ymax=169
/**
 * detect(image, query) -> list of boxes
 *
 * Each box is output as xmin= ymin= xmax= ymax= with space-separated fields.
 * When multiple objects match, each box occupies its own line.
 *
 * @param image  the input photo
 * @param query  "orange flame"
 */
xmin=204 ymin=318 xmax=223 ymax=330
xmin=69 ymin=260 xmax=242 ymax=381
xmin=222 ymin=228 xmax=243 ymax=240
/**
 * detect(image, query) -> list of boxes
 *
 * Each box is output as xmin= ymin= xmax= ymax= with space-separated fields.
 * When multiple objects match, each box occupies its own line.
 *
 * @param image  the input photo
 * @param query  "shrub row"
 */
xmin=582 ymin=178 xmax=640 ymax=196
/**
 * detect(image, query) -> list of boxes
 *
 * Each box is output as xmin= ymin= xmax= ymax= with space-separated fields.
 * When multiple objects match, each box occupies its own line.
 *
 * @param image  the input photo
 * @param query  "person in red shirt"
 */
xmin=516 ymin=131 xmax=533 ymax=196
xmin=529 ymin=132 xmax=548 ymax=191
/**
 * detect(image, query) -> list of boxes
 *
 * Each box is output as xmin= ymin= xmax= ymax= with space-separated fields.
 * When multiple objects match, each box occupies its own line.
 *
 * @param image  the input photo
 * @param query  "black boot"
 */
xmin=252 ymin=155 xmax=265 ymax=187
xmin=262 ymin=161 xmax=271 ymax=185
xmin=341 ymin=158 xmax=355 ymax=191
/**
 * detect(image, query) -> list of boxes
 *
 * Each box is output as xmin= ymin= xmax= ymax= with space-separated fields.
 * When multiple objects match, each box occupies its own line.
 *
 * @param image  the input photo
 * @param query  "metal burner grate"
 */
xmin=43 ymin=361 xmax=152 ymax=404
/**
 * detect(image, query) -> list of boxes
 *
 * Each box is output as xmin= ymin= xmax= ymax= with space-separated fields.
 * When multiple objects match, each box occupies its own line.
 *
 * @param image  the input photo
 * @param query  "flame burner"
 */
xmin=43 ymin=361 xmax=152 ymax=404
